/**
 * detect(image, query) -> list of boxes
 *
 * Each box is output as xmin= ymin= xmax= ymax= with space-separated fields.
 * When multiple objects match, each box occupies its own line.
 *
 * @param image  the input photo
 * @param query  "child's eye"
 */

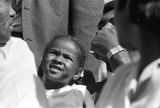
xmin=48 ymin=50 xmax=59 ymax=56
xmin=64 ymin=55 xmax=73 ymax=61
xmin=48 ymin=53 xmax=55 ymax=56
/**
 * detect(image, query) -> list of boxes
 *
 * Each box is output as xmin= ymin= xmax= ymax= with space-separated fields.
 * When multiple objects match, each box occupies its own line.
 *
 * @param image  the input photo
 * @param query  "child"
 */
xmin=38 ymin=35 xmax=95 ymax=108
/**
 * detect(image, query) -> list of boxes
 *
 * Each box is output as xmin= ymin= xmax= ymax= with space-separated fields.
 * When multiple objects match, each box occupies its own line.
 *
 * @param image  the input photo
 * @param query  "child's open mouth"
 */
xmin=49 ymin=64 xmax=64 ymax=73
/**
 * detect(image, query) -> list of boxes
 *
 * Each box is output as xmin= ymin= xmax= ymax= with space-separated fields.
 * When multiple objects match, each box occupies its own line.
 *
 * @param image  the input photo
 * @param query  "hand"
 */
xmin=91 ymin=22 xmax=119 ymax=61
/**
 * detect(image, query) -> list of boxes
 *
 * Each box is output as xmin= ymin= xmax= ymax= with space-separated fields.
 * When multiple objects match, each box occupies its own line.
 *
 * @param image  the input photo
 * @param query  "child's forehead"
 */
xmin=53 ymin=38 xmax=76 ymax=46
xmin=51 ymin=38 xmax=72 ymax=46
xmin=49 ymin=39 xmax=80 ymax=53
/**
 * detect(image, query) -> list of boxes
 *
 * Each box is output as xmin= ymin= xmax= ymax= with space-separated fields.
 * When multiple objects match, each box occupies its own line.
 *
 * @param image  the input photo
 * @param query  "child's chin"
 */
xmin=48 ymin=72 xmax=62 ymax=80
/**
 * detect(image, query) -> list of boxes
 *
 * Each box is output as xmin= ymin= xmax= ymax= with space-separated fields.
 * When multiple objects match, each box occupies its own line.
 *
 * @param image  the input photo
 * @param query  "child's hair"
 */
xmin=38 ymin=35 xmax=86 ymax=78
xmin=117 ymin=0 xmax=160 ymax=34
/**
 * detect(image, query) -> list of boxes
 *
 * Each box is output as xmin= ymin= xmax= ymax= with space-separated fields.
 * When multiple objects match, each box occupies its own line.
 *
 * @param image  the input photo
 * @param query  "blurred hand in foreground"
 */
xmin=91 ymin=22 xmax=119 ymax=61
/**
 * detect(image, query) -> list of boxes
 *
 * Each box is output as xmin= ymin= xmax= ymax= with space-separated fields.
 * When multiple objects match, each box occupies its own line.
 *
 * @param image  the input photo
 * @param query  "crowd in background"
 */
xmin=0 ymin=0 xmax=160 ymax=108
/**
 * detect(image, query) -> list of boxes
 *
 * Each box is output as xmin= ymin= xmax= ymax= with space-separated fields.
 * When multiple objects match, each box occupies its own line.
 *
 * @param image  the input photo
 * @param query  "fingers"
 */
xmin=102 ymin=22 xmax=117 ymax=35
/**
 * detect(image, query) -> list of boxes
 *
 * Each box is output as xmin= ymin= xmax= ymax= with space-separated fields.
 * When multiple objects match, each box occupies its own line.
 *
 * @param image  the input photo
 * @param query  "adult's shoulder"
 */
xmin=9 ymin=37 xmax=37 ymax=75
xmin=10 ymin=37 xmax=32 ymax=52
xmin=10 ymin=37 xmax=27 ymax=45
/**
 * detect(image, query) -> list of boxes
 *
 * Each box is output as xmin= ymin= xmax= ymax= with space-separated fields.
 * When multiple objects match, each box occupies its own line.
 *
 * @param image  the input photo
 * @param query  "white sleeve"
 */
xmin=0 ymin=67 xmax=48 ymax=108
xmin=0 ymin=38 xmax=48 ymax=108
xmin=16 ymin=72 xmax=48 ymax=108
xmin=14 ymin=38 xmax=37 ymax=75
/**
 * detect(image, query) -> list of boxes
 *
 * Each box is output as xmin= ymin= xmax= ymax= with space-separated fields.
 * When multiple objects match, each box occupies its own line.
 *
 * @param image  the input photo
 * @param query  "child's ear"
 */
xmin=73 ymin=68 xmax=84 ymax=81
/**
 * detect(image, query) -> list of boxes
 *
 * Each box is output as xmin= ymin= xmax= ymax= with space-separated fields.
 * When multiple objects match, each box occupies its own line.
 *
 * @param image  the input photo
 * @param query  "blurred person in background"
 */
xmin=91 ymin=0 xmax=131 ymax=72
xmin=96 ymin=0 xmax=160 ymax=108
xmin=90 ymin=1 xmax=132 ymax=104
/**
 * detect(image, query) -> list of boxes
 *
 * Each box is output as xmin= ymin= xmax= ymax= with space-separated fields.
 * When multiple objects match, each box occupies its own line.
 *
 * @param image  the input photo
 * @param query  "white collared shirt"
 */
xmin=0 ymin=37 xmax=47 ymax=108
xmin=46 ymin=84 xmax=94 ymax=108
xmin=96 ymin=58 xmax=160 ymax=108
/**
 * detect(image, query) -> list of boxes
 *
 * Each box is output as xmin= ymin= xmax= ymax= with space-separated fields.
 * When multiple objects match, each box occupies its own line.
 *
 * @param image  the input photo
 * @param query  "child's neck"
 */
xmin=44 ymin=78 xmax=66 ymax=90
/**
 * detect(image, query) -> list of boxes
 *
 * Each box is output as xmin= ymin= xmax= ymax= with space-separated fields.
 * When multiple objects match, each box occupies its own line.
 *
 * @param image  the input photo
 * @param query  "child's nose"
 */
xmin=54 ymin=56 xmax=63 ymax=64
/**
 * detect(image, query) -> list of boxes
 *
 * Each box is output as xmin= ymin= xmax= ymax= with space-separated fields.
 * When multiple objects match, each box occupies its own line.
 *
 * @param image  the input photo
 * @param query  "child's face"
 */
xmin=43 ymin=38 xmax=81 ymax=85
xmin=0 ymin=0 xmax=15 ymax=44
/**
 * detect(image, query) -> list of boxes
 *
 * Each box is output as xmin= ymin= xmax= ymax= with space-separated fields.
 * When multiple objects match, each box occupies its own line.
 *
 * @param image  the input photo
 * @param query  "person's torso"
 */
xmin=46 ymin=84 xmax=86 ymax=108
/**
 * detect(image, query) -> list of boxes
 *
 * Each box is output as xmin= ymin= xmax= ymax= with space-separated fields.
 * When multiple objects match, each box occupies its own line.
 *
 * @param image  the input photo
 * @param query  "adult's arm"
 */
xmin=91 ymin=22 xmax=131 ymax=71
